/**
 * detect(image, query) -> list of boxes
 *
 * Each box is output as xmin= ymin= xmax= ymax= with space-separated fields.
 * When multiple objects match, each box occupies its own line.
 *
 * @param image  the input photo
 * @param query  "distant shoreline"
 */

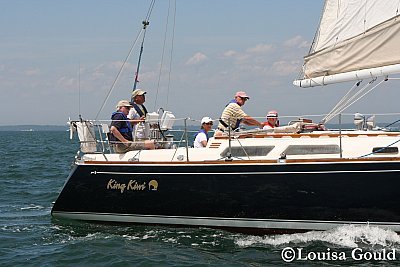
xmin=1 ymin=123 xmax=397 ymax=132
xmin=0 ymin=125 xmax=68 ymax=131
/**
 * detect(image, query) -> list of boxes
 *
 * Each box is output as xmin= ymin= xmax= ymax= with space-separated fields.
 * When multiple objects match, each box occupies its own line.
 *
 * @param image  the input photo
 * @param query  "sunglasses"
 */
xmin=240 ymin=97 xmax=249 ymax=101
xmin=205 ymin=122 xmax=213 ymax=125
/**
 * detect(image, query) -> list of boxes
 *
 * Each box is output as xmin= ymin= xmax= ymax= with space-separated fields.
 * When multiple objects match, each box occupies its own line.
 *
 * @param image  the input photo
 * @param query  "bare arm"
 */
xmin=242 ymin=116 xmax=262 ymax=128
xmin=110 ymin=126 xmax=130 ymax=144
xmin=129 ymin=116 xmax=145 ymax=125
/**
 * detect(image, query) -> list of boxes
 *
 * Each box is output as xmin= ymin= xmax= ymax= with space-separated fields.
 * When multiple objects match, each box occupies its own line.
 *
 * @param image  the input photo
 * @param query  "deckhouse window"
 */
xmin=372 ymin=147 xmax=398 ymax=154
xmin=220 ymin=146 xmax=274 ymax=157
xmin=284 ymin=145 xmax=340 ymax=155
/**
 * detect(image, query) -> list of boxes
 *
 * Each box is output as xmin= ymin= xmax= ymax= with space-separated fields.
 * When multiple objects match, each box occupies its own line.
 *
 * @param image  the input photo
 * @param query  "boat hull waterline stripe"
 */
xmin=52 ymin=211 xmax=400 ymax=231
xmin=91 ymin=169 xmax=400 ymax=175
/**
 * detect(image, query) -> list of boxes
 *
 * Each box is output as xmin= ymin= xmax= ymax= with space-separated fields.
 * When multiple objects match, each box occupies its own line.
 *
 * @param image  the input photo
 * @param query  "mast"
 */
xmin=132 ymin=20 xmax=150 ymax=99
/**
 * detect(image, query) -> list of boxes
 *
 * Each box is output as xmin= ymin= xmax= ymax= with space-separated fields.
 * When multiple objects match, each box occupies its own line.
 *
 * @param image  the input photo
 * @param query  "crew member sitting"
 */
xmin=263 ymin=110 xmax=280 ymax=129
xmin=109 ymin=100 xmax=134 ymax=153
xmin=194 ymin=117 xmax=213 ymax=148
xmin=110 ymin=100 xmax=154 ymax=153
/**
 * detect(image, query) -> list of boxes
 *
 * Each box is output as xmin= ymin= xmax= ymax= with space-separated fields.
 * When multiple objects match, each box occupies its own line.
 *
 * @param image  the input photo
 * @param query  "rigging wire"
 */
xmin=94 ymin=28 xmax=144 ymax=120
xmin=165 ymin=0 xmax=176 ymax=110
xmin=323 ymin=78 xmax=385 ymax=124
xmin=94 ymin=0 xmax=155 ymax=120
xmin=322 ymin=80 xmax=362 ymax=123
xmin=78 ymin=62 xmax=81 ymax=117
xmin=154 ymin=0 xmax=172 ymax=111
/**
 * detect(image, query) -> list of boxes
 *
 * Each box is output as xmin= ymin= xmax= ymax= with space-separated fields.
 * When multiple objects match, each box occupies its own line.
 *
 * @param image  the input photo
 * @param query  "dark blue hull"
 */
xmin=51 ymin=160 xmax=400 ymax=234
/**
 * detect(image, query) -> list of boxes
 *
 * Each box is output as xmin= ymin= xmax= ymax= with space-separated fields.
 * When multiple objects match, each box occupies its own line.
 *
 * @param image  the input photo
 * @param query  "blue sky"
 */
xmin=1 ymin=0 xmax=398 ymax=125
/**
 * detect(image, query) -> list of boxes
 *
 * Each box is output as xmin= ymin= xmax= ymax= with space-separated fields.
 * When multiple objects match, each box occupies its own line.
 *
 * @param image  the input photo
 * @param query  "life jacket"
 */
xmin=219 ymin=99 xmax=242 ymax=130
xmin=263 ymin=120 xmax=280 ymax=128
xmin=132 ymin=103 xmax=148 ymax=117
xmin=111 ymin=111 xmax=132 ymax=133
xmin=194 ymin=129 xmax=209 ymax=142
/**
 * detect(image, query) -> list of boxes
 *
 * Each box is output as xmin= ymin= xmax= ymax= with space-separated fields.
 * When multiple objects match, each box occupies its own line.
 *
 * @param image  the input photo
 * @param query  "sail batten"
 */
xmin=295 ymin=0 xmax=400 ymax=87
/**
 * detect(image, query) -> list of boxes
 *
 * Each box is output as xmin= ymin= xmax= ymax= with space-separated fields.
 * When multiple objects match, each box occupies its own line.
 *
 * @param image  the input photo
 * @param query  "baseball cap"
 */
xmin=132 ymin=89 xmax=147 ymax=98
xmin=201 ymin=117 xmax=213 ymax=124
xmin=235 ymin=91 xmax=250 ymax=99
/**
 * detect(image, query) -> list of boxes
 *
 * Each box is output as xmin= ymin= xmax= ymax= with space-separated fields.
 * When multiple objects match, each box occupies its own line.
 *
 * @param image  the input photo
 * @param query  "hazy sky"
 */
xmin=1 ymin=0 xmax=399 ymax=126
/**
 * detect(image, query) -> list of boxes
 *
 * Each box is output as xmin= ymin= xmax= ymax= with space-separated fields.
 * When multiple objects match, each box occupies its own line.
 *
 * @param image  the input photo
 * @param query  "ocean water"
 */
xmin=2 ymin=131 xmax=400 ymax=266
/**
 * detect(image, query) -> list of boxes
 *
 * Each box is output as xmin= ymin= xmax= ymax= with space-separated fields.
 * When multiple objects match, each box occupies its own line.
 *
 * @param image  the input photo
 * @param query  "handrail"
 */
xmin=69 ymin=113 xmax=400 ymax=157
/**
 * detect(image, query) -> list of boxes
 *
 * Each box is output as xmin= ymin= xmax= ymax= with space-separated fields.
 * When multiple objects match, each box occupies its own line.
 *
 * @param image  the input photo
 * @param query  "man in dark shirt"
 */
xmin=109 ymin=100 xmax=134 ymax=153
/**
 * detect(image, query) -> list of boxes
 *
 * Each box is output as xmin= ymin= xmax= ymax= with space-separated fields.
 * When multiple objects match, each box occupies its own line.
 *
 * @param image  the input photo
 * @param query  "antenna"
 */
xmin=78 ymin=62 xmax=81 ymax=117
xmin=132 ymin=20 xmax=150 ymax=101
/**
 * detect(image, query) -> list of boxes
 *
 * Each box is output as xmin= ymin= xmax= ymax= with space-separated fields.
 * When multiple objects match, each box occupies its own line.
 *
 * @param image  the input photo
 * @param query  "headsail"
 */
xmin=294 ymin=0 xmax=400 ymax=88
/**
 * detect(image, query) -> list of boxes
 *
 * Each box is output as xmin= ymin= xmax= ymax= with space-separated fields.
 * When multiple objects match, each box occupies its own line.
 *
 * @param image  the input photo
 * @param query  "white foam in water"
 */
xmin=235 ymin=225 xmax=400 ymax=248
xmin=20 ymin=204 xmax=44 ymax=210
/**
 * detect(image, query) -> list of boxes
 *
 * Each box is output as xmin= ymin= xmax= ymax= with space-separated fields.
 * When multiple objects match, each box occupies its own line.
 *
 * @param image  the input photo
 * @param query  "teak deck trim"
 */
xmin=83 ymin=157 xmax=400 ymax=165
xmin=215 ymin=132 xmax=400 ymax=139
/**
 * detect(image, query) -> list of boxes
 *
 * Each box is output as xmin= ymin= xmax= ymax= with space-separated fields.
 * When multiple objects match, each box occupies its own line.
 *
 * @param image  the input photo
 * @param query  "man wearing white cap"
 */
xmin=216 ymin=91 xmax=262 ymax=136
xmin=194 ymin=117 xmax=213 ymax=148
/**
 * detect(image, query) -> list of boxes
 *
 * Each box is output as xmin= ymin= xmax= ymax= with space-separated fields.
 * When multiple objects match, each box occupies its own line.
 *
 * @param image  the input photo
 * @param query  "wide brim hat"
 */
xmin=116 ymin=100 xmax=132 ymax=109
xmin=266 ymin=110 xmax=278 ymax=118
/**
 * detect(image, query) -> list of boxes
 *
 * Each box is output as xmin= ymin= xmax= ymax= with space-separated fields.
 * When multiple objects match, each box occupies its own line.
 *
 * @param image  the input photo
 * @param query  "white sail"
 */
xmin=294 ymin=0 xmax=400 ymax=87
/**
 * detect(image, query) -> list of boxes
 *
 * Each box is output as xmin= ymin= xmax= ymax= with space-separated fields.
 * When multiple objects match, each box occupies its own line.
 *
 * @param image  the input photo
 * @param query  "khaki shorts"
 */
xmin=111 ymin=142 xmax=146 ymax=153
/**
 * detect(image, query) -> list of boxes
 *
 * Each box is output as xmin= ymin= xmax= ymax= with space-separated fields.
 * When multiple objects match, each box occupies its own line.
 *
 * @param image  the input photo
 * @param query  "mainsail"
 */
xmin=294 ymin=0 xmax=400 ymax=87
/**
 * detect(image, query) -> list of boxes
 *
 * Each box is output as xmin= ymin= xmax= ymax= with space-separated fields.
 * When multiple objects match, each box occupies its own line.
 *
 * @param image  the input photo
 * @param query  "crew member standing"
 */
xmin=215 ymin=91 xmax=262 ymax=136
xmin=128 ymin=89 xmax=148 ymax=140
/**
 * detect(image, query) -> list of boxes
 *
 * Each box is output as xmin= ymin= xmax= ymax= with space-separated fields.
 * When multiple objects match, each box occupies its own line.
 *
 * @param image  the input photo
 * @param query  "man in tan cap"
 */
xmin=109 ymin=99 xmax=154 ymax=153
xmin=128 ymin=89 xmax=148 ymax=139
xmin=215 ymin=91 xmax=262 ymax=136
xmin=109 ymin=100 xmax=134 ymax=153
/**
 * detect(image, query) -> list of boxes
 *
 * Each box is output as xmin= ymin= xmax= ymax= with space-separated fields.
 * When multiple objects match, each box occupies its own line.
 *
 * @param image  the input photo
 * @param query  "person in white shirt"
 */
xmin=128 ymin=88 xmax=155 ymax=149
xmin=194 ymin=117 xmax=213 ymax=148
xmin=128 ymin=89 xmax=148 ymax=140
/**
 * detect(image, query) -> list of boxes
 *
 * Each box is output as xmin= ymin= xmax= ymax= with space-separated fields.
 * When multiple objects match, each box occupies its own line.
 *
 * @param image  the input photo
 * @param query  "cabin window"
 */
xmin=220 ymin=146 xmax=274 ymax=157
xmin=284 ymin=145 xmax=340 ymax=155
xmin=372 ymin=147 xmax=398 ymax=154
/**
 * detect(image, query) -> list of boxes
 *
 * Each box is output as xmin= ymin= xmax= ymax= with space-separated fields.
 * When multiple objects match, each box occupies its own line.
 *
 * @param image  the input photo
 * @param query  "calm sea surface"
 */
xmin=2 ymin=131 xmax=400 ymax=266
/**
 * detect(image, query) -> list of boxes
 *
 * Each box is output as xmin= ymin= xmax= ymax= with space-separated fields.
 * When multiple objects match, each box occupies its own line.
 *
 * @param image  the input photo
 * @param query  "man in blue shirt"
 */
xmin=109 ymin=100 xmax=134 ymax=153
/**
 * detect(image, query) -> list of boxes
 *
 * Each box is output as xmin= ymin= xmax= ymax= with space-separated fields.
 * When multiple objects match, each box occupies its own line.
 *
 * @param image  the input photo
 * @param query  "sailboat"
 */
xmin=51 ymin=0 xmax=400 ymax=234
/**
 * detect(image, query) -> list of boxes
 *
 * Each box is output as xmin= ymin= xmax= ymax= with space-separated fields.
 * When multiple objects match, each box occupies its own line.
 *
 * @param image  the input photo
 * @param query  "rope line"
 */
xmin=154 ymin=0 xmax=172 ymax=111
xmin=322 ymin=78 xmax=385 ymax=124
xmin=359 ymin=138 xmax=400 ymax=158
xmin=165 ymin=0 xmax=176 ymax=110
xmin=95 ymin=0 xmax=155 ymax=120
